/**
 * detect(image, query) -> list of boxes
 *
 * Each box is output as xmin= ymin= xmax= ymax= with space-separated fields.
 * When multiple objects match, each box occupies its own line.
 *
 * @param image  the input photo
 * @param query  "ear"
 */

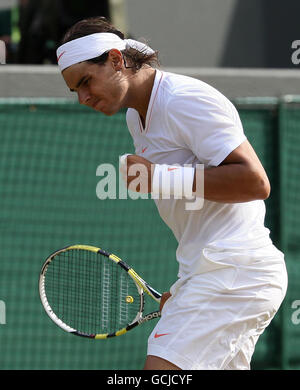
xmin=108 ymin=49 xmax=124 ymax=71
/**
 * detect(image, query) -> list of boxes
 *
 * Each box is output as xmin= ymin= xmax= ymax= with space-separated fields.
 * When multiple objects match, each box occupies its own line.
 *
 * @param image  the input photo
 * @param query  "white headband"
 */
xmin=56 ymin=32 xmax=155 ymax=71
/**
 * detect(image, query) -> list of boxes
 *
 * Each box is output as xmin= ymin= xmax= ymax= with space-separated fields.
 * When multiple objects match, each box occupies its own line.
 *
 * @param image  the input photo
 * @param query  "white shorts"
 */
xmin=147 ymin=253 xmax=288 ymax=370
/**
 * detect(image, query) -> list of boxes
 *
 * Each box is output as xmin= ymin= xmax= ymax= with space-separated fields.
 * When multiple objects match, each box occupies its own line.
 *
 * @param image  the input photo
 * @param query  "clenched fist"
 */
xmin=120 ymin=154 xmax=154 ymax=193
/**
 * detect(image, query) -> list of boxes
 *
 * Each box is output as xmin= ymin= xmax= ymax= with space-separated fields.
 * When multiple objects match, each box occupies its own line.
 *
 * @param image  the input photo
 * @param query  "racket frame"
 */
xmin=39 ymin=244 xmax=161 ymax=339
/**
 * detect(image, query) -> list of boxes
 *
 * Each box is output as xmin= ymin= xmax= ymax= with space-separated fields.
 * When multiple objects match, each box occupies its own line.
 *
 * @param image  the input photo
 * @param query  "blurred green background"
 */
xmin=0 ymin=97 xmax=299 ymax=369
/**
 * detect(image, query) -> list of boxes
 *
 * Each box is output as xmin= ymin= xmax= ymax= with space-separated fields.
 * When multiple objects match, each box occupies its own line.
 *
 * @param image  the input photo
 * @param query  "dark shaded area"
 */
xmin=221 ymin=0 xmax=300 ymax=68
xmin=16 ymin=0 xmax=110 ymax=64
xmin=261 ymin=0 xmax=300 ymax=68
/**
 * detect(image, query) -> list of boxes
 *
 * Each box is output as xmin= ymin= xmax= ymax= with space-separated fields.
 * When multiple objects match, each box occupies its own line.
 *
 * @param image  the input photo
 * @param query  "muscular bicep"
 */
xmin=222 ymin=140 xmax=270 ymax=197
xmin=221 ymin=140 xmax=266 ymax=173
xmin=199 ymin=140 xmax=271 ymax=202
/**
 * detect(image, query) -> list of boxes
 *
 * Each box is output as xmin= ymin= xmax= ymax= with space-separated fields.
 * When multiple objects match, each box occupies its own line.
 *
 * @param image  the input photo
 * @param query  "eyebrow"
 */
xmin=69 ymin=76 xmax=87 ymax=92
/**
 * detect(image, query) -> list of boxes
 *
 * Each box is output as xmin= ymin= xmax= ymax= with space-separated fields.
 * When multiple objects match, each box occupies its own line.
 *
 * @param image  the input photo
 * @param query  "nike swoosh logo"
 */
xmin=167 ymin=167 xmax=179 ymax=171
xmin=57 ymin=51 xmax=66 ymax=62
xmin=154 ymin=332 xmax=169 ymax=338
xmin=141 ymin=147 xmax=148 ymax=153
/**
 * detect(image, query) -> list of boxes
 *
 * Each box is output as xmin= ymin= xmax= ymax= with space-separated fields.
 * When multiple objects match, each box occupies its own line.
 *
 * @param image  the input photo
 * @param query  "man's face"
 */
xmin=62 ymin=52 xmax=128 ymax=116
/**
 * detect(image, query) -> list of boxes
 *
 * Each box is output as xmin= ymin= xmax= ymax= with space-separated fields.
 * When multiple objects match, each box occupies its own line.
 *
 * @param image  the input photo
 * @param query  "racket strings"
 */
xmin=44 ymin=249 xmax=141 ymax=335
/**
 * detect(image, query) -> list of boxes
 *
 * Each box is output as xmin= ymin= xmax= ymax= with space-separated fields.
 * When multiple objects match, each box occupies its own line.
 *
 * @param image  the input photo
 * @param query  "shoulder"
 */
xmin=161 ymin=71 xmax=223 ymax=98
xmin=161 ymin=71 xmax=233 ymax=114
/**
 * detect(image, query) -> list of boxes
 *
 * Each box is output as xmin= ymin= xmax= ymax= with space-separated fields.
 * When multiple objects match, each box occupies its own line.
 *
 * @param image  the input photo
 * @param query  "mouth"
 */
xmin=91 ymin=100 xmax=108 ymax=114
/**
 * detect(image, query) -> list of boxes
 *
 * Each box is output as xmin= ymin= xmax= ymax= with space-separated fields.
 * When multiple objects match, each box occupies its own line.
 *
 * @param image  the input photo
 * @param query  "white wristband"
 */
xmin=151 ymin=164 xmax=195 ymax=199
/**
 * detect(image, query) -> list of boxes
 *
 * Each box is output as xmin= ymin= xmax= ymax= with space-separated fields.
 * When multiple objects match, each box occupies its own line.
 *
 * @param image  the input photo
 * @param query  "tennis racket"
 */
xmin=39 ymin=244 xmax=161 ymax=339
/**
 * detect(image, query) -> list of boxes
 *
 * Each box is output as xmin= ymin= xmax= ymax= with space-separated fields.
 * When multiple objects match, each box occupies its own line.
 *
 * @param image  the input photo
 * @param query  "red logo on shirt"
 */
xmin=142 ymin=147 xmax=148 ymax=153
xmin=154 ymin=332 xmax=169 ymax=338
xmin=167 ymin=167 xmax=179 ymax=171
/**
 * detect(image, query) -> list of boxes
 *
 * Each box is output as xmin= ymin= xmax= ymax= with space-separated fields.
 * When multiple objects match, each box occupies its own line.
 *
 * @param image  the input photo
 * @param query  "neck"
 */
xmin=125 ymin=67 xmax=156 ymax=123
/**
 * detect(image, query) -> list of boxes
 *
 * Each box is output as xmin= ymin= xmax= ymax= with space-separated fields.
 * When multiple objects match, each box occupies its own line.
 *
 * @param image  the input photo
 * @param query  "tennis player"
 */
xmin=56 ymin=17 xmax=288 ymax=370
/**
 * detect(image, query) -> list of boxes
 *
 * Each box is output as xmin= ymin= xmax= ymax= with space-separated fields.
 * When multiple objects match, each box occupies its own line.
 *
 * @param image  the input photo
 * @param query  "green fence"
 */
xmin=0 ymin=97 xmax=299 ymax=370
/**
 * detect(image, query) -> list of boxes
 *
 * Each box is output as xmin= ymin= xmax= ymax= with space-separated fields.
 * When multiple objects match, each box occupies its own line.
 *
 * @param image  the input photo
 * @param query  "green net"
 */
xmin=278 ymin=97 xmax=300 ymax=369
xmin=0 ymin=100 xmax=176 ymax=370
xmin=237 ymin=100 xmax=282 ymax=369
xmin=0 ymin=97 xmax=299 ymax=369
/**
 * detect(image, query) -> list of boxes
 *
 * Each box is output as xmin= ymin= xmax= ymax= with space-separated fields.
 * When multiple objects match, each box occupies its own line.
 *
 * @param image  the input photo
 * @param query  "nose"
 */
xmin=77 ymin=89 xmax=91 ymax=105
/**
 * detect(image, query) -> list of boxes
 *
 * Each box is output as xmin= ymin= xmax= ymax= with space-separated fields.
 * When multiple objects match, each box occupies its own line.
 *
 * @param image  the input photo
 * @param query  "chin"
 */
xmin=100 ymin=106 xmax=119 ymax=116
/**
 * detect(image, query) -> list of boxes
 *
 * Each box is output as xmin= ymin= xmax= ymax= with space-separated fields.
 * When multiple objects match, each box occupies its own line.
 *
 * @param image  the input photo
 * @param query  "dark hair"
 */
xmin=61 ymin=16 xmax=160 ymax=71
